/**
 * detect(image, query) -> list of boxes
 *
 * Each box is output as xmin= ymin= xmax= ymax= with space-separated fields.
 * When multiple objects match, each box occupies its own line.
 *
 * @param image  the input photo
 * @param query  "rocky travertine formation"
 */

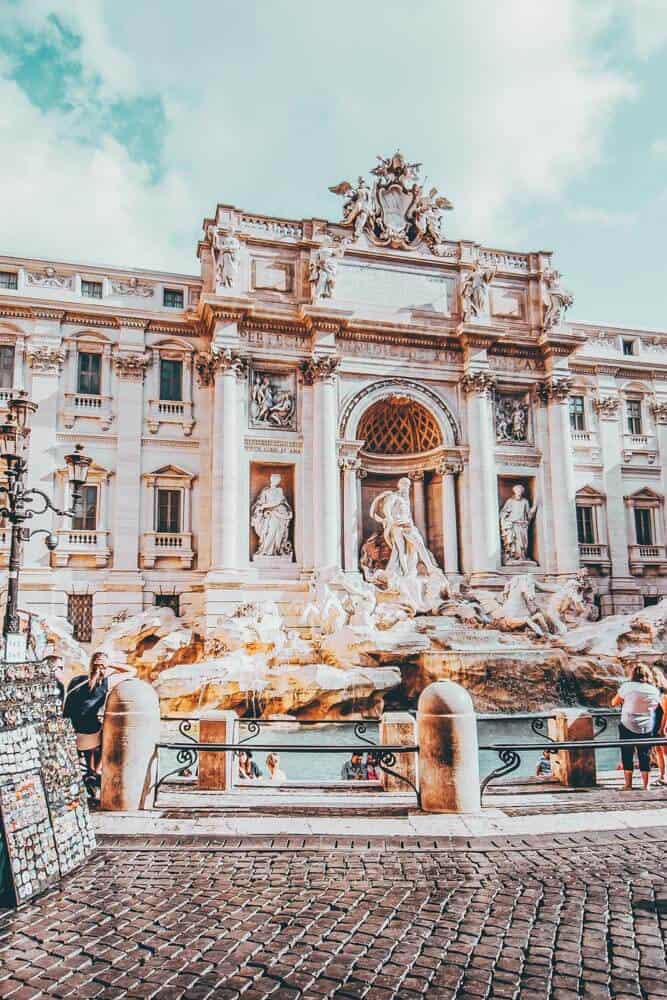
xmin=34 ymin=576 xmax=666 ymax=717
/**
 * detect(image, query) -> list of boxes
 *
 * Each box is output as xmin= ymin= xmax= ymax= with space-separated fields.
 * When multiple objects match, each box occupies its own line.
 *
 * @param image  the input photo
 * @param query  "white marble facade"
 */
xmin=0 ymin=153 xmax=666 ymax=635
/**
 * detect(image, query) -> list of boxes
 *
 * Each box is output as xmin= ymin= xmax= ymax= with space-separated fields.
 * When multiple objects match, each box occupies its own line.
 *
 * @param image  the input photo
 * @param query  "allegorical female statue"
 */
xmin=499 ymin=484 xmax=537 ymax=564
xmin=251 ymin=474 xmax=293 ymax=557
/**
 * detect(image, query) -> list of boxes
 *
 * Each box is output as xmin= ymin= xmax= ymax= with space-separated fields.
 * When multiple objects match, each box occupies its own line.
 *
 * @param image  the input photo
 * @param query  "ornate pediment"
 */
xmin=329 ymin=150 xmax=453 ymax=254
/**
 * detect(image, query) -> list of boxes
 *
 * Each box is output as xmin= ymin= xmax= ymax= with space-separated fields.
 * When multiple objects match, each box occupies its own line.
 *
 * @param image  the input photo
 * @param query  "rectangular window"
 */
xmin=0 ymin=271 xmax=18 ymax=290
xmin=159 ymin=358 xmax=183 ymax=401
xmin=81 ymin=280 xmax=103 ymax=299
xmin=576 ymin=506 xmax=596 ymax=545
xmin=0 ymin=345 xmax=14 ymax=389
xmin=626 ymin=399 xmax=642 ymax=435
xmin=72 ymin=485 xmax=98 ymax=531
xmin=77 ymin=351 xmax=102 ymax=395
xmin=622 ymin=339 xmax=636 ymax=356
xmin=569 ymin=395 xmax=585 ymax=431
xmin=163 ymin=288 xmax=184 ymax=309
xmin=67 ymin=594 xmax=93 ymax=644
xmin=156 ymin=489 xmax=181 ymax=533
xmin=634 ymin=507 xmax=653 ymax=545
xmin=644 ymin=595 xmax=660 ymax=607
xmin=155 ymin=593 xmax=180 ymax=616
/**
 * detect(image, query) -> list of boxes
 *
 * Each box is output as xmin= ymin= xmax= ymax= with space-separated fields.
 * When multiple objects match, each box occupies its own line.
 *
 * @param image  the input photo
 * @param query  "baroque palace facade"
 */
xmin=0 ymin=152 xmax=666 ymax=641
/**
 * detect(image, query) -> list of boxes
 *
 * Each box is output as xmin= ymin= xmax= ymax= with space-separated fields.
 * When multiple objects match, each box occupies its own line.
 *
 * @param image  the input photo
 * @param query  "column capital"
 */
xmin=437 ymin=457 xmax=464 ymax=475
xmin=460 ymin=371 xmax=496 ymax=396
xmin=538 ymin=375 xmax=573 ymax=404
xmin=301 ymin=354 xmax=341 ymax=385
xmin=408 ymin=470 xmax=425 ymax=482
xmin=651 ymin=400 xmax=667 ymax=425
xmin=195 ymin=347 xmax=247 ymax=385
xmin=27 ymin=345 xmax=66 ymax=375
xmin=592 ymin=394 xmax=621 ymax=420
xmin=113 ymin=351 xmax=152 ymax=381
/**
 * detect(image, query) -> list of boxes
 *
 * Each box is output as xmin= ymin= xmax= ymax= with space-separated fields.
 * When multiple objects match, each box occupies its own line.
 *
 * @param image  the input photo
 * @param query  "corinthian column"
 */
xmin=205 ymin=348 xmax=247 ymax=571
xmin=461 ymin=371 xmax=499 ymax=576
xmin=541 ymin=376 xmax=579 ymax=574
xmin=302 ymin=355 xmax=341 ymax=571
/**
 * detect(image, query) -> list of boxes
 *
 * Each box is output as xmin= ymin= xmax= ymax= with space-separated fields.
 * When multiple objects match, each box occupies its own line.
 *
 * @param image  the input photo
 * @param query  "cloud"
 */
xmin=0 ymin=0 xmax=642 ymax=271
xmin=567 ymin=207 xmax=638 ymax=226
xmin=652 ymin=137 xmax=667 ymax=155
xmin=622 ymin=0 xmax=667 ymax=57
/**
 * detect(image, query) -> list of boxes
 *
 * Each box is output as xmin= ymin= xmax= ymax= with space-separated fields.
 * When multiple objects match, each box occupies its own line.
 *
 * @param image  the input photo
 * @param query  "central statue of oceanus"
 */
xmin=360 ymin=477 xmax=450 ymax=613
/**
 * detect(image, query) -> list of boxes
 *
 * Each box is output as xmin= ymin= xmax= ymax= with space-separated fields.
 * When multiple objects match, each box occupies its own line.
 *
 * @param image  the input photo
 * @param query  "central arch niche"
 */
xmin=357 ymin=396 xmax=443 ymax=455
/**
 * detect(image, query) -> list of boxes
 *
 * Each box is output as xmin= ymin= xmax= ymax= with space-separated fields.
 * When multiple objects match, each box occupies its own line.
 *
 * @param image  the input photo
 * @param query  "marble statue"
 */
xmin=328 ymin=177 xmax=372 ymax=240
xmin=212 ymin=230 xmax=240 ymax=288
xmin=362 ymin=477 xmax=450 ymax=613
xmin=499 ymin=484 xmax=536 ymax=564
xmin=250 ymin=374 xmax=295 ymax=428
xmin=251 ymin=475 xmax=293 ymax=557
xmin=412 ymin=185 xmax=453 ymax=245
xmin=543 ymin=268 xmax=574 ymax=330
xmin=309 ymin=238 xmax=348 ymax=299
xmin=460 ymin=265 xmax=495 ymax=321
xmin=496 ymin=397 xmax=529 ymax=443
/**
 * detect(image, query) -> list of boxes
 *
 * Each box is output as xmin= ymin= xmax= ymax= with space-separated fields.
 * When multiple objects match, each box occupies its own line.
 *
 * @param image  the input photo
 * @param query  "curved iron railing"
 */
xmin=153 ymin=740 xmax=419 ymax=808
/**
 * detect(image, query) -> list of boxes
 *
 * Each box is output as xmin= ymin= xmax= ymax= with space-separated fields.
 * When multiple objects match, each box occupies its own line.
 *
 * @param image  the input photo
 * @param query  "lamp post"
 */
xmin=0 ymin=391 xmax=92 ymax=660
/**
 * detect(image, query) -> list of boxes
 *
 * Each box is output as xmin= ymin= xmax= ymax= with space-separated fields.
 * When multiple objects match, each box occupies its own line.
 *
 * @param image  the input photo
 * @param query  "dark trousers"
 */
xmin=619 ymin=723 xmax=651 ymax=772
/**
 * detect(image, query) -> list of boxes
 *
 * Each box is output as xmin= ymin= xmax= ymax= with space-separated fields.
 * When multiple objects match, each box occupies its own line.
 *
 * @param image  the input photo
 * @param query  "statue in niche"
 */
xmin=460 ymin=264 xmax=495 ymax=321
xmin=499 ymin=484 xmax=537 ymax=564
xmin=250 ymin=373 xmax=295 ymax=428
xmin=495 ymin=397 xmax=529 ymax=443
xmin=308 ymin=237 xmax=349 ymax=299
xmin=251 ymin=475 xmax=293 ymax=558
xmin=542 ymin=268 xmax=574 ymax=330
xmin=361 ymin=477 xmax=450 ymax=613
xmin=212 ymin=229 xmax=240 ymax=288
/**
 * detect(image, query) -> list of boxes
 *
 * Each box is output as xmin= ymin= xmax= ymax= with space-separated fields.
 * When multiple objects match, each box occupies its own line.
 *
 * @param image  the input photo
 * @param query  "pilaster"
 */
xmin=302 ymin=354 xmax=341 ymax=572
xmin=460 ymin=370 xmax=499 ymax=576
xmin=539 ymin=375 xmax=580 ymax=574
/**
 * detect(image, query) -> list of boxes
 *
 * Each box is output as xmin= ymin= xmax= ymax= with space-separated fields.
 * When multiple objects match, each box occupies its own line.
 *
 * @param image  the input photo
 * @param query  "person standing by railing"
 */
xmin=653 ymin=673 xmax=667 ymax=787
xmin=612 ymin=664 xmax=661 ymax=790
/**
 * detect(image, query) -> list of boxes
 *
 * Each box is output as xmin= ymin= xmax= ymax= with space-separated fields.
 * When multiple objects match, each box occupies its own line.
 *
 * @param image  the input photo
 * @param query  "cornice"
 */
xmin=146 ymin=319 xmax=199 ymax=336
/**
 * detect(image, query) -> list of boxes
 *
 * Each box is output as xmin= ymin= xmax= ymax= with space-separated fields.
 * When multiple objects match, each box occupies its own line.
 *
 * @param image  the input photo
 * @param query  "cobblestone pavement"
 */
xmin=0 ymin=829 xmax=665 ymax=1000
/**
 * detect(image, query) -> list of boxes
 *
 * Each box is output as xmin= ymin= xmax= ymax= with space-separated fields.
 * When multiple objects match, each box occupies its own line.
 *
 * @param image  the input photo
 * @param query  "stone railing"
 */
xmin=141 ymin=531 xmax=194 ymax=569
xmin=53 ymin=528 xmax=111 ymax=567
xmin=570 ymin=429 xmax=594 ymax=445
xmin=628 ymin=543 xmax=667 ymax=574
xmin=578 ymin=542 xmax=610 ymax=565
xmin=624 ymin=433 xmax=654 ymax=451
xmin=146 ymin=398 xmax=194 ymax=436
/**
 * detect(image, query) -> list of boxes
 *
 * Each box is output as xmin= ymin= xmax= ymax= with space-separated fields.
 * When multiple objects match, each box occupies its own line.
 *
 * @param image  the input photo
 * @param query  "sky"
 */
xmin=0 ymin=0 xmax=666 ymax=330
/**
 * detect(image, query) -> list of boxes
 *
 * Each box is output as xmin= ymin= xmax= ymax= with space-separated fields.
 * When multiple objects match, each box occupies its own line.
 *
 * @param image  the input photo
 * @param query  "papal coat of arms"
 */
xmin=329 ymin=151 xmax=453 ymax=253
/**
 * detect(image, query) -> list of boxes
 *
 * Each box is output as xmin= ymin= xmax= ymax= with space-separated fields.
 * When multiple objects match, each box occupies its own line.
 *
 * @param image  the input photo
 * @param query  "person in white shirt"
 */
xmin=266 ymin=752 xmax=287 ymax=783
xmin=612 ymin=665 xmax=660 ymax=790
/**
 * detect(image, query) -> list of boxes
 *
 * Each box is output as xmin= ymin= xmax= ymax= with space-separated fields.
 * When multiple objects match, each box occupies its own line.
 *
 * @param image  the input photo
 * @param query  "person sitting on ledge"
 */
xmin=266 ymin=752 xmax=287 ymax=783
xmin=612 ymin=664 xmax=661 ymax=791
xmin=341 ymin=751 xmax=367 ymax=781
xmin=365 ymin=753 xmax=381 ymax=781
xmin=237 ymin=749 xmax=262 ymax=781
xmin=535 ymin=749 xmax=552 ymax=777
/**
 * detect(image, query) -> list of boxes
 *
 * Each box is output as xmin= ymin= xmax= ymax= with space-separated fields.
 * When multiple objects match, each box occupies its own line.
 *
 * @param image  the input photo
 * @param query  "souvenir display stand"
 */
xmin=0 ymin=659 xmax=96 ymax=908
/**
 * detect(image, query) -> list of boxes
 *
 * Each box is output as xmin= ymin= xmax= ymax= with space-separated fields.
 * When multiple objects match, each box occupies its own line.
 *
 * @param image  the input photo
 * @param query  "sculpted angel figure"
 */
xmin=499 ymin=484 xmax=537 ymax=564
xmin=309 ymin=238 xmax=348 ymax=299
xmin=212 ymin=230 xmax=241 ymax=288
xmin=328 ymin=177 xmax=372 ymax=239
xmin=413 ymin=186 xmax=453 ymax=244
xmin=251 ymin=475 xmax=293 ymax=558
xmin=460 ymin=265 xmax=495 ymax=321
xmin=543 ymin=268 xmax=574 ymax=330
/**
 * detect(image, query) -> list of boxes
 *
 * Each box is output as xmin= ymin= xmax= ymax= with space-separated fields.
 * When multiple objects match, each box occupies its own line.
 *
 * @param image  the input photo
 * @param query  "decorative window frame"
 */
xmin=0 ymin=325 xmax=26 ymax=408
xmin=625 ymin=487 xmax=664 ymax=545
xmin=62 ymin=330 xmax=114 ymax=431
xmin=52 ymin=462 xmax=113 ymax=567
xmin=146 ymin=339 xmax=195 ymax=436
xmin=141 ymin=464 xmax=196 ymax=569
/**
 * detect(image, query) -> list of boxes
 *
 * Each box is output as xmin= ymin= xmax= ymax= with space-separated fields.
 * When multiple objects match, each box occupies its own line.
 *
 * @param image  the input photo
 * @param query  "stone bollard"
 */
xmin=198 ymin=710 xmax=238 ymax=790
xmin=417 ymin=680 xmax=480 ymax=813
xmin=379 ymin=712 xmax=417 ymax=794
xmin=100 ymin=679 xmax=160 ymax=811
xmin=547 ymin=710 xmax=597 ymax=788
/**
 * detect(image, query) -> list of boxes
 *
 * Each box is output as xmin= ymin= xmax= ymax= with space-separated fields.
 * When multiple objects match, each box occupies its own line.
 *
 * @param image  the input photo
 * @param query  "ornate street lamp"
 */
xmin=0 ymin=392 xmax=92 ymax=658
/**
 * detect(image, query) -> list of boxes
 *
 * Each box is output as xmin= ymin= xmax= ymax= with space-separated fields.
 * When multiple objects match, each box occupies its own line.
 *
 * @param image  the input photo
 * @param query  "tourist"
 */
xmin=237 ymin=749 xmax=262 ymax=781
xmin=652 ymin=672 xmax=667 ymax=786
xmin=365 ymin=753 xmax=381 ymax=781
xmin=341 ymin=751 xmax=367 ymax=780
xmin=611 ymin=664 xmax=661 ymax=790
xmin=63 ymin=651 xmax=135 ymax=799
xmin=266 ymin=752 xmax=286 ymax=783
xmin=535 ymin=749 xmax=552 ymax=777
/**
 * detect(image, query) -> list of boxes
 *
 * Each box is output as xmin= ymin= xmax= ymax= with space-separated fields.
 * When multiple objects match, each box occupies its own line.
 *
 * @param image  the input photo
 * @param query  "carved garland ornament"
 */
xmin=650 ymin=401 xmax=667 ymax=425
xmin=300 ymin=355 xmax=341 ymax=385
xmin=113 ymin=352 xmax=152 ymax=381
xmin=592 ymin=395 xmax=621 ymax=419
xmin=27 ymin=347 xmax=66 ymax=374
